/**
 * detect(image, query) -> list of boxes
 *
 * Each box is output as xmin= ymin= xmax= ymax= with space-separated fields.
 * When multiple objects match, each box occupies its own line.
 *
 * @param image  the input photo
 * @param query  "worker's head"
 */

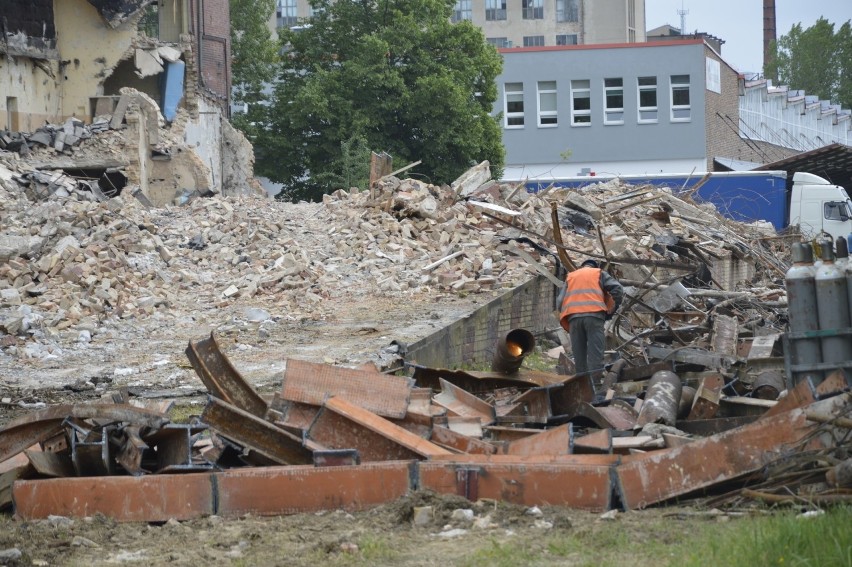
xmin=580 ymin=258 xmax=599 ymax=269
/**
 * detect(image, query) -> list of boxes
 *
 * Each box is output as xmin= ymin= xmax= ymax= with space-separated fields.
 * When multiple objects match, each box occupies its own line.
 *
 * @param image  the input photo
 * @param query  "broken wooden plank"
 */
xmin=281 ymin=359 xmax=412 ymax=419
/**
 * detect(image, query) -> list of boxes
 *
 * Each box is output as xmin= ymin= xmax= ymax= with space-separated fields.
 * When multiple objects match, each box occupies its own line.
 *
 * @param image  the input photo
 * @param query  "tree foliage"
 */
xmin=230 ymin=0 xmax=279 ymax=103
xmin=766 ymin=17 xmax=852 ymax=110
xmin=255 ymin=0 xmax=505 ymax=201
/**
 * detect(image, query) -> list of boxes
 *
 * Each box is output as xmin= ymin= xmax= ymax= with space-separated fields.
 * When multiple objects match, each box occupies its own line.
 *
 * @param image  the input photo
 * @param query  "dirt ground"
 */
xmin=0 ymin=489 xmax=736 ymax=567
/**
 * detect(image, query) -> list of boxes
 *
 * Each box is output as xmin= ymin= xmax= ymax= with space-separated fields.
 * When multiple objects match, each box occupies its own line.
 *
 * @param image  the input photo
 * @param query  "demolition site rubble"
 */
xmin=1 ymin=125 xmax=851 ymax=525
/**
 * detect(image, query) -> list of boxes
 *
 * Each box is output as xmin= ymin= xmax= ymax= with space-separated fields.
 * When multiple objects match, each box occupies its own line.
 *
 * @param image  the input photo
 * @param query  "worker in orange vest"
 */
xmin=558 ymin=258 xmax=624 ymax=380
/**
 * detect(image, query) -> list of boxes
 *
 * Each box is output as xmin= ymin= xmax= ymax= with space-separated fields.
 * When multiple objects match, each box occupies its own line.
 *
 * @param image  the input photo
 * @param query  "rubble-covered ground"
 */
xmin=1 ymin=129 xmax=817 ymax=565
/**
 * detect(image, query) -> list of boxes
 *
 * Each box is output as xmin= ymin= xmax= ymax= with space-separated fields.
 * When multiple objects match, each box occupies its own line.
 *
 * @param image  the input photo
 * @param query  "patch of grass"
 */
xmin=458 ymin=538 xmax=540 ymax=567
xmin=672 ymin=507 xmax=852 ymax=567
xmin=520 ymin=350 xmax=558 ymax=372
xmin=357 ymin=535 xmax=398 ymax=562
xmin=168 ymin=404 xmax=202 ymax=424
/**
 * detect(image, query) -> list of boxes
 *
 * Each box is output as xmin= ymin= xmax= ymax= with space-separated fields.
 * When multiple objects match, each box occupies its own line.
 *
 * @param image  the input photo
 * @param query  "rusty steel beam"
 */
xmin=411 ymin=366 xmax=548 ymax=395
xmin=500 ymin=387 xmax=551 ymax=424
xmin=25 ymin=450 xmax=75 ymax=478
xmin=281 ymin=359 xmax=413 ymax=419
xmin=313 ymin=450 xmax=360 ymax=467
xmin=432 ymin=378 xmax=496 ymax=425
xmin=0 ymin=404 xmax=168 ymax=464
xmin=676 ymin=415 xmax=758 ymax=435
xmin=573 ymin=429 xmax=613 ymax=454
xmin=201 ymin=397 xmax=312 ymax=466
xmin=307 ymin=397 xmax=452 ymax=461
xmin=572 ymin=401 xmax=637 ymax=430
xmin=687 ymin=373 xmax=724 ymax=420
xmin=549 ymin=375 xmax=595 ymax=417
xmin=185 ymin=333 xmax=268 ymax=417
xmin=430 ymin=426 xmax=498 ymax=455
xmin=505 ymin=424 xmax=573 ymax=456
xmin=616 ymin=407 xmax=817 ymax=509
xmin=763 ymin=370 xmax=848 ymax=419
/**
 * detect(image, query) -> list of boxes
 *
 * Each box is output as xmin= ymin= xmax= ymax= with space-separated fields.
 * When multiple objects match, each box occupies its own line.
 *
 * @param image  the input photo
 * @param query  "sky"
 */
xmin=644 ymin=0 xmax=852 ymax=77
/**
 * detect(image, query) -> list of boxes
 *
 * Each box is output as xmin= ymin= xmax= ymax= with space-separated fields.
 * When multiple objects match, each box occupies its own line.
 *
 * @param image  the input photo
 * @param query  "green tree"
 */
xmin=256 ymin=0 xmax=504 ymax=201
xmin=766 ymin=17 xmax=852 ymax=110
xmin=229 ymin=0 xmax=280 ymax=133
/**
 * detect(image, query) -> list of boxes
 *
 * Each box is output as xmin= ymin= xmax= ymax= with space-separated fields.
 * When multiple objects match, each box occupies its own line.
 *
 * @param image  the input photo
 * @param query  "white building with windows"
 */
xmin=494 ymin=39 xmax=749 ymax=182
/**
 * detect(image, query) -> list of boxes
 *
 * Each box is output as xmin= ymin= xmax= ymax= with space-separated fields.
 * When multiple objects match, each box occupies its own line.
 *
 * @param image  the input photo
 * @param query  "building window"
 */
xmin=277 ymin=0 xmax=297 ymax=27
xmin=451 ymin=0 xmax=472 ymax=22
xmin=556 ymin=0 xmax=579 ymax=22
xmin=538 ymin=81 xmax=557 ymax=127
xmin=671 ymin=74 xmax=691 ymax=121
xmin=504 ymin=82 xmax=524 ymax=128
xmin=570 ymin=79 xmax=590 ymax=126
xmin=523 ymin=36 xmax=545 ymax=47
xmin=487 ymin=37 xmax=510 ymax=48
xmin=522 ymin=0 xmax=543 ymax=20
xmin=638 ymin=76 xmax=657 ymax=122
xmin=604 ymin=78 xmax=624 ymax=124
xmin=485 ymin=0 xmax=506 ymax=21
xmin=556 ymin=34 xmax=578 ymax=45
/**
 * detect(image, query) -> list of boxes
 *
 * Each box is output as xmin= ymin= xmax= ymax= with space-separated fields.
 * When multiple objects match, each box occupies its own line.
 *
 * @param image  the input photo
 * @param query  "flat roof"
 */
xmin=497 ymin=39 xmax=704 ymax=55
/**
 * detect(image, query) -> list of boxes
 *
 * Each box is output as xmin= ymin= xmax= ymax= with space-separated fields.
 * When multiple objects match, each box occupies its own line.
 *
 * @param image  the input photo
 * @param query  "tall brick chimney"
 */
xmin=763 ymin=0 xmax=776 ymax=80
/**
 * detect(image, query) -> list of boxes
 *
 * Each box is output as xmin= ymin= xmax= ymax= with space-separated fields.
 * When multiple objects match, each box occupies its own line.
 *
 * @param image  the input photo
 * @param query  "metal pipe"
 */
xmin=837 ymin=237 xmax=852 ymax=323
xmin=491 ymin=329 xmax=536 ymax=374
xmin=636 ymin=370 xmax=682 ymax=428
xmin=752 ymin=369 xmax=784 ymax=400
xmin=785 ymin=242 xmax=822 ymax=384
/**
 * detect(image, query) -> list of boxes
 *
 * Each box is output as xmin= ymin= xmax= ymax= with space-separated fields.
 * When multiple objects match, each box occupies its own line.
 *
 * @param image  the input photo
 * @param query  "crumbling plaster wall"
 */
xmin=0 ymin=56 xmax=59 ymax=131
xmin=53 ymin=0 xmax=140 ymax=120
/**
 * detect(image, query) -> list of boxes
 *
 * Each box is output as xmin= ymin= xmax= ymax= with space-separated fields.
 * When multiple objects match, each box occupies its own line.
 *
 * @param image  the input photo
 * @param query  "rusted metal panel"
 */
xmin=418 ymin=461 xmax=613 ymax=512
xmin=687 ymin=373 xmax=724 ymax=420
xmin=573 ymin=402 xmax=637 ymax=430
xmin=0 ymin=403 xmax=168 ymax=464
xmin=307 ymin=397 xmax=452 ymax=461
xmin=573 ymin=428 xmax=612 ymax=454
xmin=116 ymin=426 xmax=148 ymax=476
xmin=616 ymin=408 xmax=815 ymax=509
xmin=313 ymin=450 xmax=360 ymax=467
xmin=440 ymin=416 xmax=484 ymax=438
xmin=412 ymin=366 xmax=549 ymax=395
xmin=144 ymin=423 xmax=211 ymax=474
xmin=719 ymin=396 xmax=776 ymax=417
xmin=25 ymin=450 xmax=74 ymax=478
xmin=620 ymin=361 xmax=674 ymax=382
xmin=676 ymin=415 xmax=758 ymax=435
xmin=215 ymin=462 xmax=413 ymax=516
xmin=483 ymin=426 xmax=541 ymax=443
xmin=763 ymin=370 xmax=848 ymax=418
xmin=432 ymin=378 xmax=496 ymax=425
xmin=427 ymin=453 xmax=620 ymax=466
xmin=281 ymin=359 xmax=412 ymax=419
xmin=201 ymin=397 xmax=312 ymax=466
xmin=186 ymin=333 xmax=268 ymax=417
xmin=499 ymin=387 xmax=550 ymax=424
xmin=430 ymin=426 xmax=498 ymax=455
xmin=548 ymin=375 xmax=595 ymax=417
xmin=505 ymin=424 xmax=573 ymax=456
xmin=1 ymin=465 xmax=32 ymax=510
xmin=13 ymin=473 xmax=215 ymax=522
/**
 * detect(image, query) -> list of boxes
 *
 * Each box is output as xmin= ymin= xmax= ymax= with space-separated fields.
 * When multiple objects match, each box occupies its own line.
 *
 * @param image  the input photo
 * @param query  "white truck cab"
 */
xmin=788 ymin=172 xmax=852 ymax=241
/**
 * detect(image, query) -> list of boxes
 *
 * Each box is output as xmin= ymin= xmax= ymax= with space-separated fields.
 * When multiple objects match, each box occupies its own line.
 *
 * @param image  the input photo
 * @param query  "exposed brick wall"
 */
xmin=703 ymin=46 xmax=801 ymax=169
xmin=406 ymin=276 xmax=558 ymax=369
xmin=189 ymin=0 xmax=231 ymax=105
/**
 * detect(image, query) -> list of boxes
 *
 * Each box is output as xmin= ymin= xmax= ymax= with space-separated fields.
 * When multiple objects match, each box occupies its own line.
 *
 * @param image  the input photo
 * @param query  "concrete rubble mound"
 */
xmin=1 ymin=156 xmax=850 ymax=521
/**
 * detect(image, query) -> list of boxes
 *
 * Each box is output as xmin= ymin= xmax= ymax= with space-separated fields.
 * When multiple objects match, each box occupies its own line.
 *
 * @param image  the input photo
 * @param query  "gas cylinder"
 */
xmin=814 ymin=242 xmax=852 ymax=370
xmin=785 ymin=243 xmax=822 ymax=384
xmin=839 ymin=237 xmax=852 ymax=322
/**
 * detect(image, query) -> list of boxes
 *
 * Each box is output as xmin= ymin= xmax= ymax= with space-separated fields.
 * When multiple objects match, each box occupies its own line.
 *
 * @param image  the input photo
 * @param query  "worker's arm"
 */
xmin=600 ymin=272 xmax=624 ymax=311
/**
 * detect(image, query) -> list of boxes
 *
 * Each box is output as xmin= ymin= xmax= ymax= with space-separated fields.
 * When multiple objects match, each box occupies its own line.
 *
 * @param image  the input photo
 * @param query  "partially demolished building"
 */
xmin=0 ymin=0 xmax=261 ymax=206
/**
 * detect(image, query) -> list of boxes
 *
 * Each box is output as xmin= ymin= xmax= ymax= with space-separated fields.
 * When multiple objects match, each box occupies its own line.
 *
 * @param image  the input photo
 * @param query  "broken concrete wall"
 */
xmin=221 ymin=118 xmax=264 ymax=198
xmin=407 ymin=275 xmax=556 ymax=369
xmin=0 ymin=0 xmax=58 ymax=59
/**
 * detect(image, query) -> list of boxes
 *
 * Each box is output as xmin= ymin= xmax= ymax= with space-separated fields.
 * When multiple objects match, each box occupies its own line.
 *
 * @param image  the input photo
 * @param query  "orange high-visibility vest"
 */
xmin=559 ymin=267 xmax=615 ymax=332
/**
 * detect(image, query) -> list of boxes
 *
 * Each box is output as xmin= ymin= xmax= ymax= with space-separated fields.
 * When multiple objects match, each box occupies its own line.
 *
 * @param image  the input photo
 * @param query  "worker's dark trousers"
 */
xmin=569 ymin=315 xmax=605 ymax=377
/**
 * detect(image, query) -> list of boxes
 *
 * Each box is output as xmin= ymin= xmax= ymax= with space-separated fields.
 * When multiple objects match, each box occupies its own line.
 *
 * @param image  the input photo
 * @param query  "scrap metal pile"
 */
xmin=1 ymin=332 xmax=850 ymax=519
